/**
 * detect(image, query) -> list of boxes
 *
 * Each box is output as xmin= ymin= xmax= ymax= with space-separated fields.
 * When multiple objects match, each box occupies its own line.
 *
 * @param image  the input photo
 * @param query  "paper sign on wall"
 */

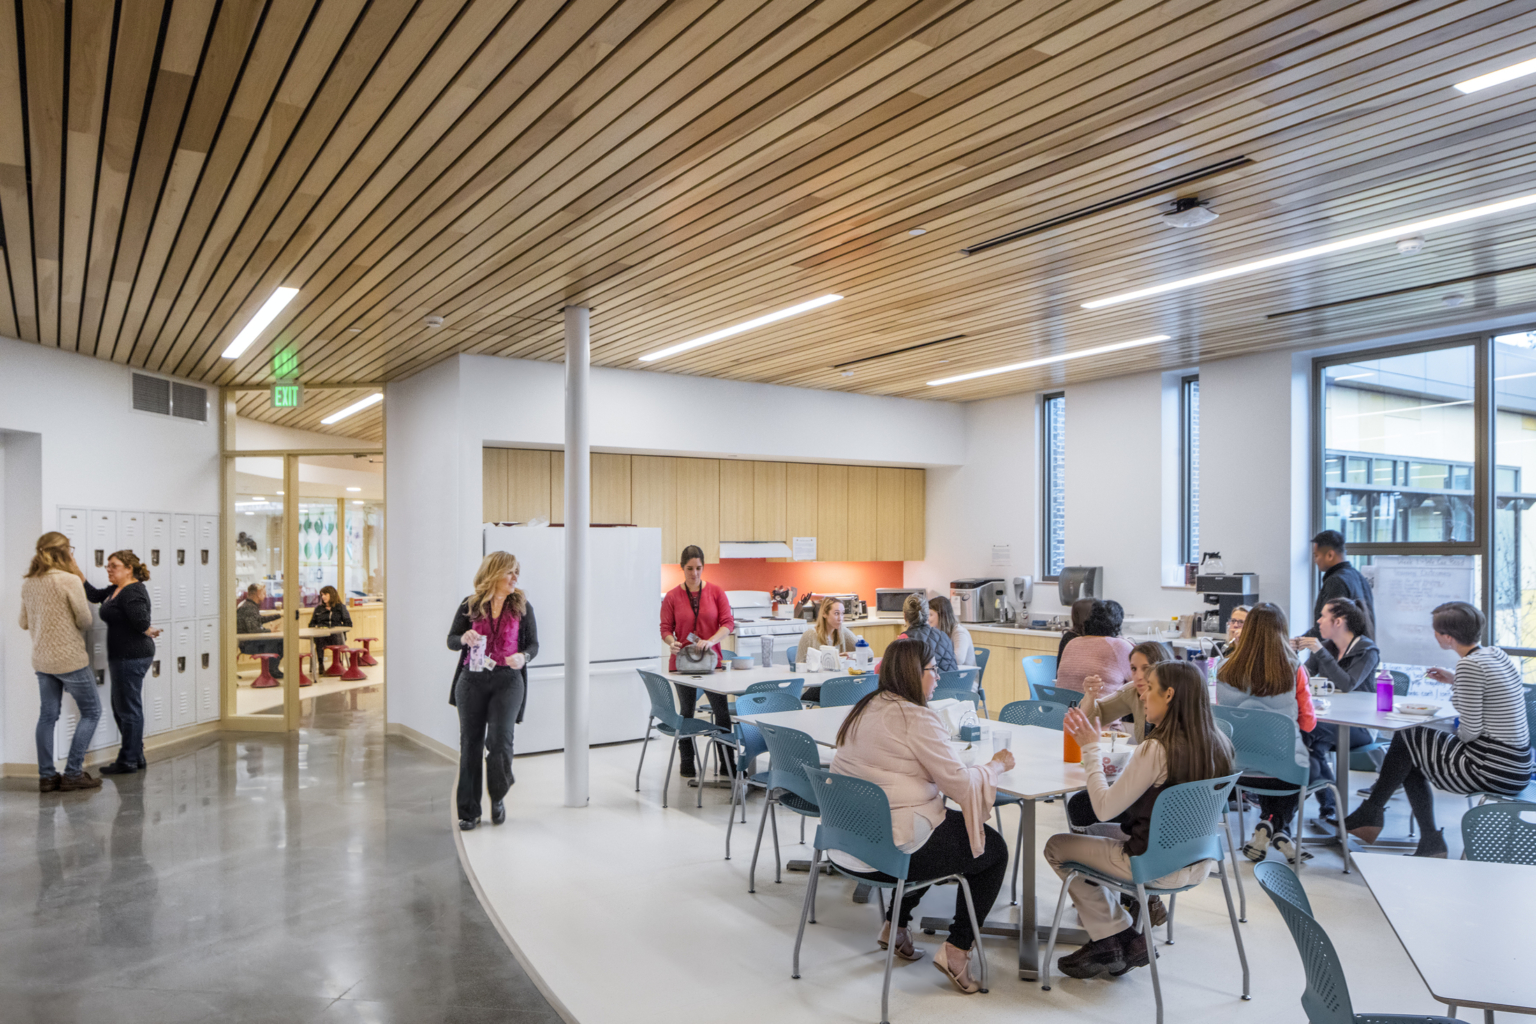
xmin=792 ymin=537 xmax=817 ymax=561
xmin=991 ymin=545 xmax=1011 ymax=567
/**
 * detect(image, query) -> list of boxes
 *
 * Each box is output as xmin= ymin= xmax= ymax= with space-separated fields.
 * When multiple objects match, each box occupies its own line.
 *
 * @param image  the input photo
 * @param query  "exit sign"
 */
xmin=271 ymin=382 xmax=304 ymax=409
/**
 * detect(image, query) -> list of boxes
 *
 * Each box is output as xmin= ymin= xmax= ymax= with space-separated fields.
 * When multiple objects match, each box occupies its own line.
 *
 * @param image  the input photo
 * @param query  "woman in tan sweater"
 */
xmin=20 ymin=532 xmax=101 ymax=792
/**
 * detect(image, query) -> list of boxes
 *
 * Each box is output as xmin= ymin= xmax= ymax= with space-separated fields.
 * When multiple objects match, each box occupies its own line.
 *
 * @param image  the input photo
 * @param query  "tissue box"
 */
xmin=958 ymin=724 xmax=981 ymax=743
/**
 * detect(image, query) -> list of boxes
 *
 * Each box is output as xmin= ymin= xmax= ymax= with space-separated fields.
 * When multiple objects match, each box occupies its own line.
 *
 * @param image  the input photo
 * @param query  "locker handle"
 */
xmin=177 ymin=656 xmax=186 ymax=673
xmin=201 ymin=653 xmax=210 ymax=669
xmin=95 ymin=549 xmax=104 ymax=567
xmin=201 ymin=549 xmax=209 ymax=565
xmin=177 ymin=549 xmax=185 ymax=566
xmin=152 ymin=660 xmax=161 ymax=677
xmin=151 ymin=549 xmax=160 ymax=566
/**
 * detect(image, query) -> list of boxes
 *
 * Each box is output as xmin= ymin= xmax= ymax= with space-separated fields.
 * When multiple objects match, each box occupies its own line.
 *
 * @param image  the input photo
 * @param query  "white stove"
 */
xmin=726 ymin=590 xmax=809 ymax=639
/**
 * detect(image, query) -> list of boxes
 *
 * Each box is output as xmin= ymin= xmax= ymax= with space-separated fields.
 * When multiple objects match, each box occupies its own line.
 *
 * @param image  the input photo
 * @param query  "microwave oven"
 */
xmin=874 ymin=588 xmax=926 ymax=619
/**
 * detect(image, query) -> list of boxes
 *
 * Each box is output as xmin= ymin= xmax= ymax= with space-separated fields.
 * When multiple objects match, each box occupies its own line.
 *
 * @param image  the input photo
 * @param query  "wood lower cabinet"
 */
xmin=969 ymin=630 xmax=1061 ymax=720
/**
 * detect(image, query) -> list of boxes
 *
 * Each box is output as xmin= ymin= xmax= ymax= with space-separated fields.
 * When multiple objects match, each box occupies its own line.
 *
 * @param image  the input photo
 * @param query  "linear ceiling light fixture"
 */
xmin=1456 ymin=55 xmax=1536 ymax=93
xmin=638 ymin=294 xmax=843 ymax=362
xmin=1081 ymin=192 xmax=1536 ymax=310
xmin=927 ymin=334 xmax=1169 ymax=387
xmin=221 ymin=286 xmax=299 ymax=358
xmin=321 ymin=393 xmax=383 ymax=424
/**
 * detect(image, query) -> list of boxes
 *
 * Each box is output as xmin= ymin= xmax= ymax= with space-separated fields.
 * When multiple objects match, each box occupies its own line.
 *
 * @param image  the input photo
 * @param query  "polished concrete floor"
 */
xmin=0 ymin=686 xmax=562 ymax=1024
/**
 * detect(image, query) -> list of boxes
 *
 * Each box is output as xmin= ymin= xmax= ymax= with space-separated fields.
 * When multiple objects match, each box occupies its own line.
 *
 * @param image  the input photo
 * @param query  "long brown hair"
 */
xmin=1144 ymin=661 xmax=1233 ymax=785
xmin=928 ymin=594 xmax=959 ymax=635
xmin=109 ymin=549 xmax=150 ymax=582
xmin=836 ymin=638 xmax=927 ymax=746
xmin=467 ymin=551 xmax=527 ymax=620
xmin=26 ymin=532 xmax=75 ymax=578
xmin=1130 ymin=639 xmax=1173 ymax=668
xmin=319 ymin=584 xmax=341 ymax=606
xmin=813 ymin=597 xmax=844 ymax=646
xmin=1216 ymin=601 xmax=1296 ymax=697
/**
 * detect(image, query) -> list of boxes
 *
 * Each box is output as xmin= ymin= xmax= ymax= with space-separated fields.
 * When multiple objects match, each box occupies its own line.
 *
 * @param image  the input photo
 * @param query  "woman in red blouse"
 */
xmin=659 ymin=545 xmax=735 ymax=778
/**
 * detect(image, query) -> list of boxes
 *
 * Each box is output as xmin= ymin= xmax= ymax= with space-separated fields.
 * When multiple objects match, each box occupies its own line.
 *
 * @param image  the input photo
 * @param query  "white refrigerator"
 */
xmin=481 ymin=525 xmax=663 ymax=754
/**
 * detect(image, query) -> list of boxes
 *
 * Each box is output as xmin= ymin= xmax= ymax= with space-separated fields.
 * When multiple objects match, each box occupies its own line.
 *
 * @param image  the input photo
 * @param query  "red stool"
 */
xmin=355 ymin=638 xmax=379 ymax=666
xmin=339 ymin=648 xmax=368 ymax=681
xmin=321 ymin=645 xmax=348 ymax=677
xmin=251 ymin=653 xmax=281 ymax=688
xmin=298 ymin=652 xmax=315 ymax=687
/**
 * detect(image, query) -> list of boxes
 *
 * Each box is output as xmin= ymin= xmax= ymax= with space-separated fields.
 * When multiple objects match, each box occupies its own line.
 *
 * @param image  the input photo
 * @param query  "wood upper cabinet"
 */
xmin=903 ymin=468 xmax=925 ymax=561
xmin=786 ymin=463 xmax=818 ymax=546
xmin=592 ymin=453 xmax=632 ymax=524
xmin=483 ymin=448 xmax=552 ymax=523
xmin=845 ymin=467 xmax=878 ymax=561
xmin=631 ymin=455 xmax=677 ymax=561
xmin=876 ymin=467 xmax=904 ymax=561
xmin=674 ymin=457 xmax=721 ymax=562
xmin=817 ymin=464 xmax=848 ymax=561
xmin=719 ymin=460 xmax=754 ymax=542
xmin=753 ymin=461 xmax=786 ymax=542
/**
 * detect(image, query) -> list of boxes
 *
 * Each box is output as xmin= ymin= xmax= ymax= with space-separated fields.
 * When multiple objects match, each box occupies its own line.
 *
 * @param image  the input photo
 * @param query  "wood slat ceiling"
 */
xmin=5 ymin=0 xmax=1536 ymax=422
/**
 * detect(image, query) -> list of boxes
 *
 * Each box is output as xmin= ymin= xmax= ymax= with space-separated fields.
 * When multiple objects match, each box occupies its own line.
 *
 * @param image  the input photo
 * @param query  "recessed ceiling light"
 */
xmin=253 ymin=496 xmax=265 ymax=501
xmin=321 ymin=392 xmax=383 ymax=424
xmin=927 ymin=335 xmax=1169 ymax=386
xmin=347 ymin=328 xmax=361 ymax=333
xmin=352 ymin=500 xmax=364 ymax=505
xmin=1081 ymin=192 xmax=1536 ymax=310
xmin=221 ymin=286 xmax=299 ymax=358
xmin=276 ymin=490 xmax=284 ymax=495
xmin=638 ymin=295 xmax=843 ymax=362
xmin=908 ymin=228 xmax=927 ymax=236
xmin=1455 ymin=55 xmax=1536 ymax=93
xmin=346 ymin=487 xmax=362 ymax=492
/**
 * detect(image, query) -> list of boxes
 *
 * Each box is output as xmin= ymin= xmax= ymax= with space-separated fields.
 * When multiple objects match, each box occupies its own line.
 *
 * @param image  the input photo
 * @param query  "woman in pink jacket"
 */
xmin=831 ymin=638 xmax=1014 ymax=995
xmin=658 ymin=545 xmax=735 ymax=779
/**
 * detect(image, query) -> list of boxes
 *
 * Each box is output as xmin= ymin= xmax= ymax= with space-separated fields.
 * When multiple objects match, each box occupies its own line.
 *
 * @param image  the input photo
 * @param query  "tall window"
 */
xmin=1181 ymin=375 xmax=1200 ymax=564
xmin=1042 ymin=392 xmax=1066 ymax=579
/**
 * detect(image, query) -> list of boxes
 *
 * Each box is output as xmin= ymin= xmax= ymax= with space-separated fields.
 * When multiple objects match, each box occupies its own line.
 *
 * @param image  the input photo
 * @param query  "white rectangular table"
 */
xmin=738 ymin=706 xmax=1086 ymax=980
xmin=660 ymin=663 xmax=852 ymax=697
xmin=1354 ymin=853 xmax=1536 ymax=1020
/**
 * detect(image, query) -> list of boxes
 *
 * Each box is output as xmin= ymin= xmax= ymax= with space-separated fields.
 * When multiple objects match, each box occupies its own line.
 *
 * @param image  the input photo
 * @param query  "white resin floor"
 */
xmin=460 ymin=742 xmax=1472 ymax=1024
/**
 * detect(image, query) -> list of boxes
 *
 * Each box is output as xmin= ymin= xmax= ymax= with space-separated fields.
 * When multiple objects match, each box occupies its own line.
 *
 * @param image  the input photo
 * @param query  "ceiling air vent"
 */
xmin=171 ymin=382 xmax=208 ymax=422
xmin=132 ymin=373 xmax=171 ymax=415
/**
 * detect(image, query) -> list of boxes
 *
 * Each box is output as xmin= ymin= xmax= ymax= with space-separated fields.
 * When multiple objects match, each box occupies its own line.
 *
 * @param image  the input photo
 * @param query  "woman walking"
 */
xmin=446 ymin=551 xmax=538 ymax=831
xmin=82 ymin=550 xmax=157 ymax=775
xmin=21 ymin=532 xmax=102 ymax=792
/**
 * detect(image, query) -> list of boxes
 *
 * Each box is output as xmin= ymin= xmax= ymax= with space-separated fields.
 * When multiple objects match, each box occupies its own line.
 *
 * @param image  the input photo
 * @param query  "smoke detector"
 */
xmin=1397 ymin=236 xmax=1426 ymax=255
xmin=1160 ymin=197 xmax=1218 ymax=228
xmin=423 ymin=315 xmax=444 ymax=328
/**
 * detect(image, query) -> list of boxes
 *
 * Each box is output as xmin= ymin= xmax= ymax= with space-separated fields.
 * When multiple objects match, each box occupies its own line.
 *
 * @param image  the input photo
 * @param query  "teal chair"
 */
xmin=931 ymin=686 xmax=981 ymax=706
xmin=1032 ymin=684 xmax=1083 ymax=707
xmin=1212 ymin=705 xmax=1349 ymax=873
xmin=974 ymin=647 xmax=992 ymax=716
xmin=1255 ymin=861 xmax=1458 ymax=1024
xmin=1043 ymin=773 xmax=1249 ymax=1024
xmin=995 ymin=700 xmax=1069 ymax=904
xmin=794 ymin=766 xmax=991 ymax=1024
xmin=741 ymin=677 xmax=805 ymax=700
xmin=818 ymin=676 xmax=877 ymax=707
xmin=939 ymin=667 xmax=984 ymax=716
xmin=749 ymin=723 xmax=824 ymax=894
xmin=635 ymin=670 xmax=732 ymax=810
xmin=1460 ymin=802 xmax=1536 ymax=864
xmin=1022 ymin=655 xmax=1058 ymax=699
xmin=725 ymin=690 xmax=805 ymax=860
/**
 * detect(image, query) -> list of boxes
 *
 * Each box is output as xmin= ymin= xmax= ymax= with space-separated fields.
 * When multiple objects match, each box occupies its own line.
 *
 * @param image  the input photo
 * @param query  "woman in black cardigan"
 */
xmin=446 ymin=550 xmax=538 ymax=831
xmin=82 ymin=550 xmax=159 ymax=775
xmin=308 ymin=585 xmax=354 ymax=670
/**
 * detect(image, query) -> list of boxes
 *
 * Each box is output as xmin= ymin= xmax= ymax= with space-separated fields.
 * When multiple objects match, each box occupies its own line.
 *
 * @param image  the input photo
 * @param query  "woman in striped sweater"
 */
xmin=1347 ymin=602 xmax=1533 ymax=858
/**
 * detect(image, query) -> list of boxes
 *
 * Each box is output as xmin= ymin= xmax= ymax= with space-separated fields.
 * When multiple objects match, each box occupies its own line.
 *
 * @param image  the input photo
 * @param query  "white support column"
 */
xmin=563 ymin=306 xmax=591 ymax=807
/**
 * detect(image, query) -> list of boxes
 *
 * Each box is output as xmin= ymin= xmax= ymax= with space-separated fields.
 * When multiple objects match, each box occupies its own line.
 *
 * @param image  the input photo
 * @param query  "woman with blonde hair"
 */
xmin=82 ymin=549 xmax=156 ymax=775
xmin=795 ymin=596 xmax=859 ymax=702
xmin=445 ymin=550 xmax=539 ymax=831
xmin=21 ymin=532 xmax=101 ymax=792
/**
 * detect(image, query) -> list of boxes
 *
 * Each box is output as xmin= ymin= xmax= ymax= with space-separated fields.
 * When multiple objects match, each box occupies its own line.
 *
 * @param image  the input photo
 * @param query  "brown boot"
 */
xmin=38 ymin=774 xmax=60 ymax=793
xmin=58 ymin=771 xmax=102 ymax=791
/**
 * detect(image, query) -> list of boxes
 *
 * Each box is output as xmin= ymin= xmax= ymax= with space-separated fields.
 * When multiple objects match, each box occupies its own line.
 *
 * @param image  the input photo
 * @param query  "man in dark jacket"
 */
xmin=236 ymin=584 xmax=283 ymax=678
xmin=1304 ymin=530 xmax=1375 ymax=639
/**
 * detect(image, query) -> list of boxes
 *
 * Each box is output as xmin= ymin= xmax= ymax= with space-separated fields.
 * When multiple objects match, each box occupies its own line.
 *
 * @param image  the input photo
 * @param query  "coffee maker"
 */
xmin=1195 ymin=573 xmax=1259 ymax=634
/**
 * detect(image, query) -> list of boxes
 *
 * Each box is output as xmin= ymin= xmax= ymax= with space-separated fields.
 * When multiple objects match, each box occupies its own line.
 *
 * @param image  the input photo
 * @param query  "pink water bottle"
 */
xmin=1375 ymin=667 xmax=1394 ymax=713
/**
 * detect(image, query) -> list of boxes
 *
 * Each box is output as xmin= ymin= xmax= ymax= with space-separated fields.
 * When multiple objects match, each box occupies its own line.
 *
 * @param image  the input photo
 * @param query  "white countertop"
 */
xmin=842 ymin=615 xmax=1220 ymax=647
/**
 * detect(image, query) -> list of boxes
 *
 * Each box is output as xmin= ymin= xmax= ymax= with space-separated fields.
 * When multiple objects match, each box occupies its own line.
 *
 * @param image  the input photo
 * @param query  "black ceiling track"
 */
xmin=832 ymin=334 xmax=967 ymax=370
xmin=959 ymin=155 xmax=1253 ymax=256
xmin=1267 ymin=261 xmax=1536 ymax=318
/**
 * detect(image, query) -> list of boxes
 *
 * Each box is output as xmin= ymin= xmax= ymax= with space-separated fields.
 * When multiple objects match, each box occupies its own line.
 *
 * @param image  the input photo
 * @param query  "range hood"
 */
xmin=719 ymin=541 xmax=793 ymax=559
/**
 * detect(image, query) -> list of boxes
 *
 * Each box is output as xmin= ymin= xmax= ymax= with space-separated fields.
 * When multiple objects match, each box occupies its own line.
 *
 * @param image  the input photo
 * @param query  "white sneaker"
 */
xmin=1242 ymin=821 xmax=1273 ymax=862
xmin=1271 ymin=832 xmax=1314 ymax=865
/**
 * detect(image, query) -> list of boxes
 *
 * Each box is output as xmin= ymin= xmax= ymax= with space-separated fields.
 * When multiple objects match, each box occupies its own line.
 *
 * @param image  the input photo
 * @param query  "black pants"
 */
xmin=455 ymin=667 xmax=524 ymax=821
xmin=108 ymin=656 xmax=152 ymax=767
xmin=1239 ymin=775 xmax=1301 ymax=831
xmin=1304 ymin=726 xmax=1375 ymax=814
xmin=242 ymin=638 xmax=283 ymax=678
xmin=672 ymin=683 xmax=735 ymax=773
xmin=845 ymin=809 xmax=1009 ymax=951
xmin=312 ymin=633 xmax=346 ymax=671
xmin=1066 ymin=790 xmax=1134 ymax=831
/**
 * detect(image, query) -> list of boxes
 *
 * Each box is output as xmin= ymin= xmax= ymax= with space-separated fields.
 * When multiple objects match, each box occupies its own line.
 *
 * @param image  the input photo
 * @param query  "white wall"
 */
xmin=0 ymin=337 xmax=220 ymax=769
xmin=233 ymin=416 xmax=374 ymax=451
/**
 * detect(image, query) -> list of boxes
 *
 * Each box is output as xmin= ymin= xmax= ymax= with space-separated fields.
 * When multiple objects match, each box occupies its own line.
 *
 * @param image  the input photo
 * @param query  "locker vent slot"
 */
xmin=171 ymin=382 xmax=208 ymax=421
xmin=132 ymin=373 xmax=171 ymax=415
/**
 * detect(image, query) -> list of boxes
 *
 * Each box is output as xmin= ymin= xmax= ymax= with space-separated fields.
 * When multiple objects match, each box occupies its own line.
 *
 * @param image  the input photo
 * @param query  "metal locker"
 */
xmin=88 ymin=626 xmax=109 ymax=670
xmin=171 ymin=621 xmax=196 ymax=729
xmin=143 ymin=630 xmax=172 ymax=735
xmin=195 ymin=514 xmax=219 ymax=618
xmin=145 ymin=513 xmax=171 ymax=574
xmin=92 ymin=668 xmax=120 ymax=751
xmin=58 ymin=507 xmax=88 ymax=548
xmin=86 ymin=510 xmax=117 ymax=588
xmin=54 ymin=695 xmax=80 ymax=769
xmin=144 ymin=573 xmax=169 ymax=621
xmin=171 ymin=514 xmax=195 ymax=620
xmin=118 ymin=511 xmax=146 ymax=559
xmin=195 ymin=618 xmax=219 ymax=723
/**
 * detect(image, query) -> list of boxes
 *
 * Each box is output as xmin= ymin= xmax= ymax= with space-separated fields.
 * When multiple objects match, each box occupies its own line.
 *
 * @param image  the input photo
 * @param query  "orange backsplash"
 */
xmin=660 ymin=560 xmax=906 ymax=604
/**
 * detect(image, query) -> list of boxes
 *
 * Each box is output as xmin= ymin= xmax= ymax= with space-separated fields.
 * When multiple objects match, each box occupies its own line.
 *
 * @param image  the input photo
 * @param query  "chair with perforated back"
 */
xmin=633 ymin=670 xmax=732 ymax=810
xmin=1465 ymin=686 xmax=1536 ymax=808
xmin=1212 ymin=704 xmax=1349 ymax=873
xmin=724 ymin=691 xmax=806 ymax=860
xmin=1043 ymin=773 xmax=1249 ymax=1023
xmin=1022 ymin=655 xmax=1058 ymax=700
xmin=1209 ymin=717 xmax=1251 ymax=921
xmin=940 ymin=666 xmax=985 ymax=716
xmin=793 ymin=766 xmax=991 ymax=1024
xmin=749 ymin=722 xmax=824 ymax=894
xmin=741 ymin=677 xmax=805 ymax=700
xmin=1031 ymin=684 xmax=1084 ymax=707
xmin=974 ymin=647 xmax=992 ymax=716
xmin=931 ymin=687 xmax=981 ymax=707
xmin=818 ymin=676 xmax=878 ymax=707
xmin=1461 ymin=802 xmax=1536 ymax=864
xmin=1255 ymin=861 xmax=1458 ymax=1024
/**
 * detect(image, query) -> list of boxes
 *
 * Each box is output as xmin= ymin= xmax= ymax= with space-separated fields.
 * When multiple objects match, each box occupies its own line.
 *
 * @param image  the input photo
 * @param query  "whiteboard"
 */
xmin=1370 ymin=555 xmax=1474 ymax=670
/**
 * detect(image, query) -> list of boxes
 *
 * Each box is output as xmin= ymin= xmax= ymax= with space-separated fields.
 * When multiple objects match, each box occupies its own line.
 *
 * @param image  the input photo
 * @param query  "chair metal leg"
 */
xmin=1009 ymin=802 xmax=1025 ymax=905
xmin=1325 ymin=783 xmax=1350 ymax=873
xmin=807 ymin=839 xmax=822 ymax=925
xmin=1139 ymin=884 xmax=1164 ymax=1024
xmin=749 ymin=793 xmax=773 ymax=893
xmin=1222 ymin=810 xmax=1247 ymax=922
xmin=634 ymin=718 xmax=654 ymax=791
xmin=1484 ymin=1009 xmax=1494 ymax=1024
xmin=662 ymin=736 xmax=678 ymax=809
xmin=792 ymin=848 xmax=820 ymax=979
xmin=769 ymin=799 xmax=783 ymax=883
xmin=1217 ymin=860 xmax=1251 ymax=1000
xmin=877 ymin=887 xmax=886 ymax=919
xmin=881 ymin=879 xmax=905 ymax=1024
xmin=1165 ymin=893 xmax=1176 ymax=944
xmin=956 ymin=876 xmax=989 ymax=993
xmin=1041 ymin=870 xmax=1075 ymax=991
xmin=725 ymin=767 xmax=745 ymax=860
xmin=800 ymin=814 xmax=805 ymax=844
xmin=695 ymin=737 xmax=710 ymax=809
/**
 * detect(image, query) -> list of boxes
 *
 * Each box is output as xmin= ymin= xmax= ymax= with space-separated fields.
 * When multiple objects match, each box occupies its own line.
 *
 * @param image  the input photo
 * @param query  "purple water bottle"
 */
xmin=1375 ymin=667 xmax=1394 ymax=713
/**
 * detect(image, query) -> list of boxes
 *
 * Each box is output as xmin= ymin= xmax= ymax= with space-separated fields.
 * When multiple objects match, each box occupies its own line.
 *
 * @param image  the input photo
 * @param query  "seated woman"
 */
xmin=308 ymin=585 xmax=353 ymax=670
xmin=831 ymin=638 xmax=1014 ymax=994
xmin=796 ymin=596 xmax=858 ymax=702
xmin=928 ymin=595 xmax=976 ymax=668
xmin=1211 ymin=604 xmax=1250 ymax=662
xmin=1044 ymin=661 xmax=1234 ymax=979
xmin=896 ymin=593 xmax=957 ymax=673
xmin=1056 ymin=600 xmax=1133 ymax=696
xmin=1214 ymin=602 xmax=1315 ymax=865
xmin=1057 ymin=598 xmax=1097 ymax=662
xmin=1348 ymin=602 xmax=1533 ymax=858
xmin=1292 ymin=597 xmax=1380 ymax=827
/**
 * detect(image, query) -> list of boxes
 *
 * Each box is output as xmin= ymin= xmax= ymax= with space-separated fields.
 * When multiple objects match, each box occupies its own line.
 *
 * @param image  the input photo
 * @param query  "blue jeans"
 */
xmin=109 ymin=656 xmax=152 ymax=767
xmin=36 ymin=666 xmax=101 ymax=777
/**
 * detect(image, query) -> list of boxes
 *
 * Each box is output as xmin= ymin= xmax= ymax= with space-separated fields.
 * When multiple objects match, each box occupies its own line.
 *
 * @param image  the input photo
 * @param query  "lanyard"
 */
xmin=686 ymin=584 xmax=703 ymax=620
